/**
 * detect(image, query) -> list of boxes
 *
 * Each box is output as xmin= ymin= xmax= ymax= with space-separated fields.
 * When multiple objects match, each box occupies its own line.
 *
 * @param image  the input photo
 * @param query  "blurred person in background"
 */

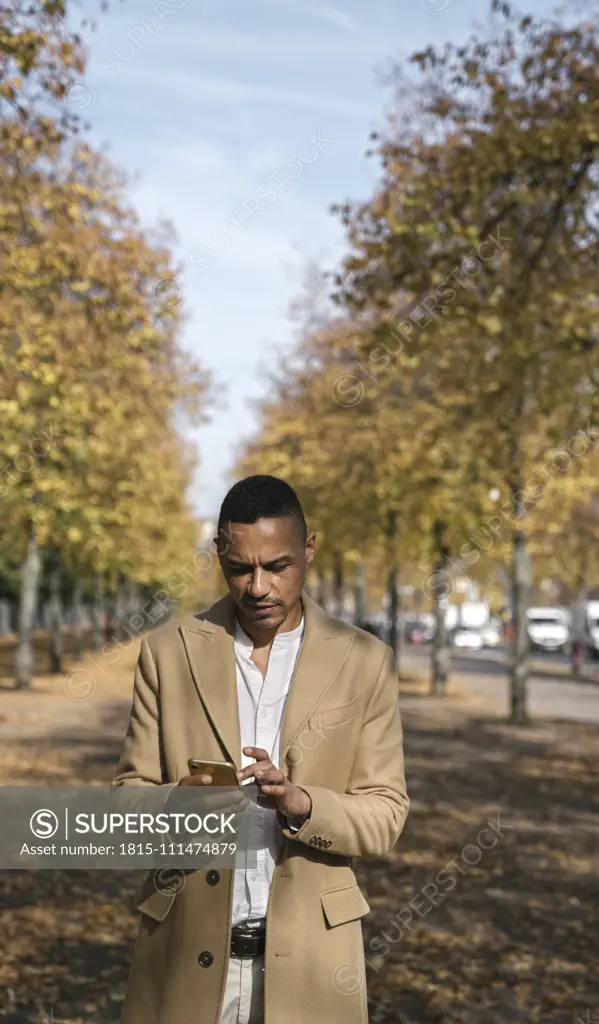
xmin=114 ymin=474 xmax=409 ymax=1024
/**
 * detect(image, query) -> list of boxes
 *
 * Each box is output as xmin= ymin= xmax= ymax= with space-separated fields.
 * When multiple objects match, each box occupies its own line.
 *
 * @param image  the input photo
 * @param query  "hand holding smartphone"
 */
xmin=176 ymin=759 xmax=248 ymax=818
xmin=186 ymin=759 xmax=240 ymax=787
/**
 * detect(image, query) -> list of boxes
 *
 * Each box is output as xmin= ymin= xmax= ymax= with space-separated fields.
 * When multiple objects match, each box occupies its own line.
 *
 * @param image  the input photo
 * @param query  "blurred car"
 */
xmin=405 ymin=619 xmax=434 ymax=644
xmin=479 ymin=622 xmax=502 ymax=648
xmin=527 ymin=607 xmax=570 ymax=652
xmin=452 ymin=627 xmax=484 ymax=651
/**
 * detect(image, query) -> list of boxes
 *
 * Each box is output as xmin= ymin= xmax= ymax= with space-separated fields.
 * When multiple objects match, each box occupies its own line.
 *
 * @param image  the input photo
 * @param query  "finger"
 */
xmin=179 ymin=775 xmax=212 ymax=787
xmin=259 ymin=784 xmax=286 ymax=795
xmin=243 ymin=747 xmax=270 ymax=761
xmin=238 ymin=762 xmax=274 ymax=782
xmin=254 ymin=767 xmax=284 ymax=784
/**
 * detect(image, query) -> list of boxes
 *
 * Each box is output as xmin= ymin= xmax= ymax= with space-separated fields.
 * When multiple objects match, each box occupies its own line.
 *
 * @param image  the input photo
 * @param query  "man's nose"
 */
xmin=247 ymin=567 xmax=270 ymax=598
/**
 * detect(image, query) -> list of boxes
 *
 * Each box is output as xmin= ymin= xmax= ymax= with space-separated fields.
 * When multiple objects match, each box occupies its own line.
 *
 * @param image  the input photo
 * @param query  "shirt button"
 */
xmin=260 ymin=710 xmax=267 ymax=718
xmin=206 ymin=870 xmax=220 ymax=886
xmin=198 ymin=951 xmax=214 ymax=968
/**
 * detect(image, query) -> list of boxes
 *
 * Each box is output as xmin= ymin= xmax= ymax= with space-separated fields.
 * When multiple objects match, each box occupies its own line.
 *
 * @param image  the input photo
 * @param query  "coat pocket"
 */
xmin=320 ymin=883 xmax=371 ymax=928
xmin=309 ymin=696 xmax=360 ymax=731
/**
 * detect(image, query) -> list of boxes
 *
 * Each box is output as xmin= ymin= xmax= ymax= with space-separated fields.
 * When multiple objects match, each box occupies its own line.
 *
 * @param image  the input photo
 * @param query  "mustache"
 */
xmin=241 ymin=598 xmax=282 ymax=608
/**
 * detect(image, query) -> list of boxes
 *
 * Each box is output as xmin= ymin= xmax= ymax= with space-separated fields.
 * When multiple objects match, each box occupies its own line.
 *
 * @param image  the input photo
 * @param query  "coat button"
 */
xmin=198 ymin=951 xmax=214 ymax=968
xmin=206 ymin=870 xmax=220 ymax=886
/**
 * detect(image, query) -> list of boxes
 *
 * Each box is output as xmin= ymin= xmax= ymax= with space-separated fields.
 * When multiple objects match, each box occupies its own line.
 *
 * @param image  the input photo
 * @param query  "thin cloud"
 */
xmin=127 ymin=69 xmax=373 ymax=116
xmin=307 ymin=3 xmax=362 ymax=33
xmin=259 ymin=0 xmax=362 ymax=34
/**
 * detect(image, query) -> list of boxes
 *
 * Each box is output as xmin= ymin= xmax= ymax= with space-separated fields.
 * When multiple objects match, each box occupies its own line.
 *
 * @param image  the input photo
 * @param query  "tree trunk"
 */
xmin=71 ymin=578 xmax=84 ymax=661
xmin=332 ymin=554 xmax=344 ymax=619
xmin=8 ymin=595 xmax=18 ymax=633
xmin=388 ymin=565 xmax=399 ymax=657
xmin=104 ymin=590 xmax=116 ymax=642
xmin=509 ymin=492 xmax=531 ymax=723
xmin=115 ymin=579 xmax=128 ymax=640
xmin=91 ymin=573 xmax=104 ymax=653
xmin=125 ymin=578 xmax=136 ymax=619
xmin=47 ymin=548 xmax=63 ymax=674
xmin=354 ymin=561 xmax=365 ymax=625
xmin=317 ymin=570 xmax=328 ymax=611
xmin=570 ymin=575 xmax=587 ymax=679
xmin=431 ymin=520 xmax=450 ymax=695
xmin=0 ymin=598 xmax=9 ymax=636
xmin=15 ymin=528 xmax=42 ymax=689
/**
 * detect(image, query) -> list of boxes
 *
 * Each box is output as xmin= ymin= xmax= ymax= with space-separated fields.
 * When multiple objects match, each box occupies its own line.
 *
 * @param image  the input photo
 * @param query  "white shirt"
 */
xmin=232 ymin=615 xmax=304 ymax=926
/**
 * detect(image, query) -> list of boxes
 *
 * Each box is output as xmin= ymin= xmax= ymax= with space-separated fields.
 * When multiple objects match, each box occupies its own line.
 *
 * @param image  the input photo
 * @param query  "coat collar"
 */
xmin=178 ymin=592 xmax=354 ymax=773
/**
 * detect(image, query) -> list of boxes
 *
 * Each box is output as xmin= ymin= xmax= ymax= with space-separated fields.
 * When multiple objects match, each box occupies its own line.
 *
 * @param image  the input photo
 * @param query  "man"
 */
xmin=114 ymin=474 xmax=409 ymax=1024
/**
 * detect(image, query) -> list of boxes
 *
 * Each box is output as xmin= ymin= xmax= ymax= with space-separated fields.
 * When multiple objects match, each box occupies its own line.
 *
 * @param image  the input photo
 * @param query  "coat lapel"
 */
xmin=280 ymin=592 xmax=355 ymax=773
xmin=178 ymin=591 xmax=354 ymax=775
xmin=178 ymin=595 xmax=242 ymax=769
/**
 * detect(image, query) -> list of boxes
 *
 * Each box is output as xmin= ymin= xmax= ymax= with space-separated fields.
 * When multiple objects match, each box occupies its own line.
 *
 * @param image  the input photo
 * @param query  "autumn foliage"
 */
xmin=0 ymin=0 xmax=211 ymax=685
xmin=239 ymin=1 xmax=599 ymax=720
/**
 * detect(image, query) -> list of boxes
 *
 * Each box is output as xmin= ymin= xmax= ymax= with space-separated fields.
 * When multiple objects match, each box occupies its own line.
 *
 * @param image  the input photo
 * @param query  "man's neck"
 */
xmin=238 ymin=598 xmax=303 ymax=650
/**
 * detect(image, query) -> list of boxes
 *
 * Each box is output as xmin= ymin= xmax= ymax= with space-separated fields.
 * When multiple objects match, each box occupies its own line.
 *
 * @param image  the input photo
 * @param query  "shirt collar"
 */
xmin=235 ymin=615 xmax=305 ymax=652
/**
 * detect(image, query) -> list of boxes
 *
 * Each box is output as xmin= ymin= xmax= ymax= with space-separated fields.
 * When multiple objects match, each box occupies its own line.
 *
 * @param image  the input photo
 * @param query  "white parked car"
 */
xmin=479 ymin=623 xmax=502 ymax=647
xmin=452 ymin=627 xmax=484 ymax=651
xmin=526 ymin=607 xmax=570 ymax=652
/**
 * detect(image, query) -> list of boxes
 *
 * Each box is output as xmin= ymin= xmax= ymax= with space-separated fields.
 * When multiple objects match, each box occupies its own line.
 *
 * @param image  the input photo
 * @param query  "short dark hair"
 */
xmin=217 ymin=475 xmax=307 ymax=542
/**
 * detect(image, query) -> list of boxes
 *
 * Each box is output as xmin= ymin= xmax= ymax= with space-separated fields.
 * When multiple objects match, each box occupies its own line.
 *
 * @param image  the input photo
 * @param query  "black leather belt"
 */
xmin=230 ymin=923 xmax=266 ymax=958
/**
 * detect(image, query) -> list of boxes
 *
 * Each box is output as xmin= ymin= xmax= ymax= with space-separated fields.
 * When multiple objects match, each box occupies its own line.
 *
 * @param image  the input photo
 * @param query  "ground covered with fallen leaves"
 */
xmin=0 ymin=639 xmax=597 ymax=1023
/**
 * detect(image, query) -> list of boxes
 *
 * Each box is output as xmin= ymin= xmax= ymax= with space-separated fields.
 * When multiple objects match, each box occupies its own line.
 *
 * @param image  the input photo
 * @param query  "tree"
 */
xmin=0 ymin=141 xmax=211 ymax=684
xmin=333 ymin=1 xmax=599 ymax=721
xmin=237 ymin=316 xmax=491 ymax=684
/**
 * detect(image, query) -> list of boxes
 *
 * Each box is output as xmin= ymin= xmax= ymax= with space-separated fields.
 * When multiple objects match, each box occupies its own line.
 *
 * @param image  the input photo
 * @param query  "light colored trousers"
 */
xmin=220 ymin=955 xmax=265 ymax=1024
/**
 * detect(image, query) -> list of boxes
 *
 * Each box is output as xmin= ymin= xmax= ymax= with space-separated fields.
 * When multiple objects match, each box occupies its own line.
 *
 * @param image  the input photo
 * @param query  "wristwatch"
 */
xmin=285 ymin=810 xmax=310 ymax=833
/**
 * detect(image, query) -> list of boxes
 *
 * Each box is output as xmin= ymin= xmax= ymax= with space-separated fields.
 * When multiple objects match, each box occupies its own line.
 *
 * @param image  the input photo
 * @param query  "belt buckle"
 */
xmin=231 ymin=925 xmax=265 ymax=959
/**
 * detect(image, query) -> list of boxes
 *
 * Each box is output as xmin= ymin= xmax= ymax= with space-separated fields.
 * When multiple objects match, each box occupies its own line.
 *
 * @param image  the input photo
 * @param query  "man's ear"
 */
xmin=214 ymin=522 xmax=237 ymax=556
xmin=305 ymin=531 xmax=316 ymax=566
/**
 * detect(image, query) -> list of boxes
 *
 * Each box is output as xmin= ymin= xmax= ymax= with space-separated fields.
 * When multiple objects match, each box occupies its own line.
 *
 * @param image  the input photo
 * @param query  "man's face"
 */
xmin=217 ymin=516 xmax=315 ymax=632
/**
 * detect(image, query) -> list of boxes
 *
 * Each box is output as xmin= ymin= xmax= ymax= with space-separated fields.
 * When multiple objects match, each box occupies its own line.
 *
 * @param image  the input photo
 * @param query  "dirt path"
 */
xmin=0 ymin=641 xmax=597 ymax=1023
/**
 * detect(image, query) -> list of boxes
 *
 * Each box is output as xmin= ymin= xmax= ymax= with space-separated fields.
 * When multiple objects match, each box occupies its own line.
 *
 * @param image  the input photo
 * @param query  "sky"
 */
xmin=73 ymin=0 xmax=551 ymax=517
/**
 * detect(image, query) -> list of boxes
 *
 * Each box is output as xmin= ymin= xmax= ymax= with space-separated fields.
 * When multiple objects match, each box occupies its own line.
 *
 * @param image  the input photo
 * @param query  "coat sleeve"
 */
xmin=112 ymin=636 xmax=168 ymax=787
xmin=279 ymin=645 xmax=409 ymax=858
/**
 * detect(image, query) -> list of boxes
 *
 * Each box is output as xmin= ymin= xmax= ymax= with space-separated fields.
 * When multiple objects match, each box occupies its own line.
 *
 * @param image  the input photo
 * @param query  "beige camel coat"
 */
xmin=113 ymin=591 xmax=409 ymax=1024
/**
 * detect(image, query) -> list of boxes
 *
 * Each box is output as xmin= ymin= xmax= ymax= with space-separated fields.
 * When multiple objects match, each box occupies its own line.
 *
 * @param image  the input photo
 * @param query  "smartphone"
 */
xmin=187 ymin=759 xmax=240 ymax=786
